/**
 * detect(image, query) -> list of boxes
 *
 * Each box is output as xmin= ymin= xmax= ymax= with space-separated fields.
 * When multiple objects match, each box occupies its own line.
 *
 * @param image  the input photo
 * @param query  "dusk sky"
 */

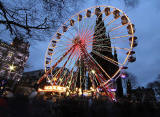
xmin=24 ymin=0 xmax=160 ymax=87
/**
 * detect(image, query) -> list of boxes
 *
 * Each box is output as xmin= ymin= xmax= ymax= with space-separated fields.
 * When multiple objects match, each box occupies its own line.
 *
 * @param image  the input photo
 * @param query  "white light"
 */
xmin=47 ymin=80 xmax=51 ymax=83
xmin=91 ymin=70 xmax=95 ymax=74
xmin=9 ymin=64 xmax=15 ymax=71
xmin=121 ymin=74 xmax=126 ymax=79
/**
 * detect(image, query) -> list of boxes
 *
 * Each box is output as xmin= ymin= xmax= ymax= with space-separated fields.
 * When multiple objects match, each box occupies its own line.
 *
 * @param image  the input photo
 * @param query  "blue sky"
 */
xmin=25 ymin=0 xmax=160 ymax=87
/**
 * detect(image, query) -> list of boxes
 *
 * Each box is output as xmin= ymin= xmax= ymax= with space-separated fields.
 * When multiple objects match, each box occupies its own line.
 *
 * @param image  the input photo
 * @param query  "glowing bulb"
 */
xmin=110 ymin=89 xmax=116 ymax=92
xmin=53 ymin=77 xmax=57 ymax=81
xmin=91 ymin=70 xmax=95 ymax=74
xmin=121 ymin=74 xmax=126 ymax=79
xmin=9 ymin=64 xmax=15 ymax=71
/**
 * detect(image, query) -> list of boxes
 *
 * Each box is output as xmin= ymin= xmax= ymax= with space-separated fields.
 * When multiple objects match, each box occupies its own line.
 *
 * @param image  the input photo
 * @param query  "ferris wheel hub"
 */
xmin=72 ymin=36 xmax=81 ymax=44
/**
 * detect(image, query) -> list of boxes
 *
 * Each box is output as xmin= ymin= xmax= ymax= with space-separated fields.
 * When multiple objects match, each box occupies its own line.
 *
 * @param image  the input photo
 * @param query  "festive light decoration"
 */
xmin=0 ymin=38 xmax=29 ymax=81
xmin=38 ymin=85 xmax=66 ymax=92
xmin=9 ymin=64 xmax=15 ymax=71
xmin=120 ymin=73 xmax=126 ymax=79
xmin=91 ymin=70 xmax=95 ymax=74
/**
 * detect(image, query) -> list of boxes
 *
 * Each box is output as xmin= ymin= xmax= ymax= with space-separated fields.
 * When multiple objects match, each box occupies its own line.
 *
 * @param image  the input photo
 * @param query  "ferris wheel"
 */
xmin=37 ymin=6 xmax=137 ymax=100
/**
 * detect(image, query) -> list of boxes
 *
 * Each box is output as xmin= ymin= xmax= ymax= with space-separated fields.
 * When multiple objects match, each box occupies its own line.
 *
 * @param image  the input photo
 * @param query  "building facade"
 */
xmin=0 ymin=37 xmax=29 ymax=81
xmin=21 ymin=69 xmax=45 ymax=87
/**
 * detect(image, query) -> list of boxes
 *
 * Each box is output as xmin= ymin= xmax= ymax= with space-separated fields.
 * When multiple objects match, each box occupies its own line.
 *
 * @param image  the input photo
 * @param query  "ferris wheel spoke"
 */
xmin=93 ymin=74 xmax=99 ymax=86
xmin=92 ymin=50 xmax=123 ymax=66
xmin=53 ymin=44 xmax=73 ymax=51
xmin=89 ymin=24 xmax=129 ymax=42
xmin=71 ymin=22 xmax=79 ymax=34
xmin=38 ymin=46 xmax=75 ymax=84
xmin=70 ymin=67 xmax=79 ymax=89
xmin=89 ymin=73 xmax=97 ymax=88
xmin=79 ymin=46 xmax=107 ymax=82
xmin=52 ymin=39 xmax=73 ymax=48
xmin=108 ymin=23 xmax=128 ymax=32
xmin=82 ymin=20 xmax=93 ymax=39
xmin=109 ymin=22 xmax=122 ymax=29
xmin=61 ymin=34 xmax=74 ymax=42
xmin=68 ymin=72 xmax=74 ymax=88
xmin=58 ymin=70 xmax=68 ymax=85
xmin=63 ymin=59 xmax=78 ymax=86
xmin=111 ymin=34 xmax=132 ymax=39
xmin=80 ymin=28 xmax=88 ymax=40
xmin=73 ymin=74 xmax=78 ymax=90
xmin=91 ymin=21 xmax=108 ymax=37
xmin=81 ymin=17 xmax=108 ymax=42
xmin=54 ymin=43 xmax=72 ymax=49
xmin=93 ymin=11 xmax=113 ymax=31
xmin=81 ymin=29 xmax=93 ymax=41
xmin=89 ymin=64 xmax=105 ymax=84
xmin=83 ymin=49 xmax=111 ymax=79
xmin=50 ymin=54 xmax=71 ymax=83
xmin=94 ymin=72 xmax=104 ymax=84
xmin=51 ymin=49 xmax=71 ymax=63
xmin=88 ymin=10 xmax=105 ymax=31
xmin=88 ymin=67 xmax=101 ymax=86
xmin=106 ymin=14 xmax=123 ymax=27
xmin=87 ymin=36 xmax=111 ymax=43
xmin=80 ymin=16 xmax=88 ymax=34
xmin=71 ymin=68 xmax=79 ymax=87
xmin=90 ymin=11 xmax=116 ymax=36
xmin=110 ymin=30 xmax=127 ymax=37
xmin=88 ymin=21 xmax=96 ymax=32
xmin=106 ymin=46 xmax=131 ymax=51
xmin=74 ymin=21 xmax=79 ymax=32
xmin=65 ymin=27 xmax=76 ymax=39
xmin=53 ymin=41 xmax=73 ymax=51
xmin=65 ymin=55 xmax=80 ymax=87
xmin=58 ymin=54 xmax=78 ymax=84
xmin=88 ymin=42 xmax=131 ymax=52
xmin=91 ymin=50 xmax=121 ymax=66
xmin=51 ymin=48 xmax=76 ymax=83
xmin=87 ymin=31 xmax=110 ymax=42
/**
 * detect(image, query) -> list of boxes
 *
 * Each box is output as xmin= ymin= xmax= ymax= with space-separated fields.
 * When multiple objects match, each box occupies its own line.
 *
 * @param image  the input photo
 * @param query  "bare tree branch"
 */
xmin=0 ymin=20 xmax=49 ymax=30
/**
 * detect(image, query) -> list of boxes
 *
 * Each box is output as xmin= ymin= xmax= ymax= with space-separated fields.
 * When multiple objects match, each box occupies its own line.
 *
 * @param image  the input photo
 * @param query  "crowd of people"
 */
xmin=0 ymin=95 xmax=160 ymax=117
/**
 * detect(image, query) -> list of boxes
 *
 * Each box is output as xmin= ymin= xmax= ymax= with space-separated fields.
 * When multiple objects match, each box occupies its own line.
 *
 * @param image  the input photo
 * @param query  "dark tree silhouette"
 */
xmin=0 ymin=0 xmax=83 ymax=41
xmin=124 ymin=72 xmax=138 ymax=89
xmin=95 ymin=0 xmax=139 ymax=8
xmin=123 ymin=0 xmax=139 ymax=8
xmin=147 ymin=74 xmax=160 ymax=88
xmin=147 ymin=74 xmax=160 ymax=97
